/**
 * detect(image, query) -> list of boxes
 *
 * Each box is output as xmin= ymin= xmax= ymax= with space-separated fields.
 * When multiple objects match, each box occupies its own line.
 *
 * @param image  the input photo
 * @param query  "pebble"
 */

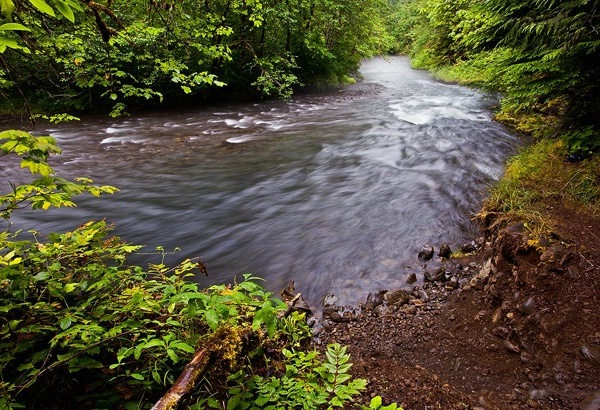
xmin=521 ymin=297 xmax=536 ymax=315
xmin=581 ymin=345 xmax=600 ymax=367
xmin=580 ymin=391 xmax=600 ymax=410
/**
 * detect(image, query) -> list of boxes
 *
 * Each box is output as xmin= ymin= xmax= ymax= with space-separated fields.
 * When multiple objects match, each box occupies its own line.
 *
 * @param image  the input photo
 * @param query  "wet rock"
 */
xmin=438 ymin=243 xmax=452 ymax=258
xmin=384 ymin=289 xmax=410 ymax=306
xmin=406 ymin=272 xmax=418 ymax=285
xmin=424 ymin=266 xmax=446 ymax=282
xmin=362 ymin=290 xmax=385 ymax=311
xmin=330 ymin=311 xmax=350 ymax=323
xmin=322 ymin=306 xmax=339 ymax=319
xmin=581 ymin=345 xmax=600 ymax=367
xmin=322 ymin=294 xmax=339 ymax=307
xmin=460 ymin=242 xmax=476 ymax=253
xmin=580 ymin=391 xmax=600 ymax=410
xmin=418 ymin=244 xmax=435 ymax=261
xmin=521 ymin=297 xmax=536 ymax=315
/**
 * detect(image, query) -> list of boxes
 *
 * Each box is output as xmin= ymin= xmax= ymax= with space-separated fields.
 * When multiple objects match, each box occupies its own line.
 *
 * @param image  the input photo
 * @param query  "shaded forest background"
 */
xmin=1 ymin=0 xmax=599 ymax=153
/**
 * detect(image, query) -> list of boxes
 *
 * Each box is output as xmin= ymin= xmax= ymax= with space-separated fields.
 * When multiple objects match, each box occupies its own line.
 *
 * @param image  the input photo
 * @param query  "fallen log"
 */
xmin=150 ymin=349 xmax=211 ymax=410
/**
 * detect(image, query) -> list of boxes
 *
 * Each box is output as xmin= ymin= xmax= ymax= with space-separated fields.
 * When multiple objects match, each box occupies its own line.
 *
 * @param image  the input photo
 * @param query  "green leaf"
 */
xmin=166 ymin=348 xmax=178 ymax=363
xmin=143 ymin=339 xmax=165 ymax=349
xmin=0 ymin=0 xmax=15 ymax=19
xmin=54 ymin=0 xmax=74 ymax=22
xmin=130 ymin=373 xmax=144 ymax=380
xmin=369 ymin=396 xmax=382 ymax=409
xmin=0 ymin=35 xmax=30 ymax=53
xmin=205 ymin=309 xmax=219 ymax=330
xmin=64 ymin=283 xmax=77 ymax=293
xmin=28 ymin=0 xmax=55 ymax=16
xmin=0 ymin=23 xmax=31 ymax=31
xmin=59 ymin=317 xmax=72 ymax=330
xmin=172 ymin=341 xmax=196 ymax=354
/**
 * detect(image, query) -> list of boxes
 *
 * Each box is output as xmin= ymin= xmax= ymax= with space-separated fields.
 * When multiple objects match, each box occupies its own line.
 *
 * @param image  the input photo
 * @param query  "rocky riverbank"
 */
xmin=313 ymin=203 xmax=600 ymax=410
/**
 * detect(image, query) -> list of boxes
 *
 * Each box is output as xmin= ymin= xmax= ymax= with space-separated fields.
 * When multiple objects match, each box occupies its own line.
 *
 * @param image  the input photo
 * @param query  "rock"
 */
xmin=503 ymin=339 xmax=521 ymax=353
xmin=540 ymin=245 xmax=564 ymax=262
xmin=492 ymin=326 xmax=511 ymax=339
xmin=521 ymin=297 xmax=536 ymax=315
xmin=445 ymin=276 xmax=459 ymax=290
xmin=424 ymin=266 xmax=446 ymax=282
xmin=330 ymin=311 xmax=350 ymax=323
xmin=438 ymin=243 xmax=452 ymax=258
xmin=470 ymin=259 xmax=494 ymax=289
xmin=580 ymin=391 xmax=600 ymax=410
xmin=322 ymin=306 xmax=339 ymax=319
xmin=374 ymin=304 xmax=391 ymax=316
xmin=581 ymin=345 xmax=600 ymax=367
xmin=460 ymin=242 xmax=476 ymax=253
xmin=412 ymin=287 xmax=429 ymax=301
xmin=528 ymin=389 xmax=547 ymax=400
xmin=362 ymin=290 xmax=385 ymax=311
xmin=507 ymin=222 xmax=526 ymax=234
xmin=406 ymin=272 xmax=418 ymax=285
xmin=537 ymin=235 xmax=551 ymax=247
xmin=384 ymin=289 xmax=410 ymax=306
xmin=322 ymin=294 xmax=339 ymax=307
xmin=418 ymin=244 xmax=435 ymax=260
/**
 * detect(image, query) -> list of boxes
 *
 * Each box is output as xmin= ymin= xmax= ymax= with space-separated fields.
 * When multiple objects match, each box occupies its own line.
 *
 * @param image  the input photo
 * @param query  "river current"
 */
xmin=2 ymin=57 xmax=519 ymax=306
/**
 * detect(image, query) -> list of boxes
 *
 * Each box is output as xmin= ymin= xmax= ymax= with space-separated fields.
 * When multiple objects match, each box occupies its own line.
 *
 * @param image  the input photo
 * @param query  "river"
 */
xmin=2 ymin=56 xmax=519 ymax=307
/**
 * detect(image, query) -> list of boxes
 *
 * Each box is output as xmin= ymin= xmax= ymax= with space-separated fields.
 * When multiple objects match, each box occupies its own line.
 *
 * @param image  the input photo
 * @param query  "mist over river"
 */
xmin=2 ymin=57 xmax=519 ymax=307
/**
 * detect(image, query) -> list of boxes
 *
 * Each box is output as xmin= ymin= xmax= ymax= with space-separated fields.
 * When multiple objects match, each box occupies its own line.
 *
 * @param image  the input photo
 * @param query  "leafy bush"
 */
xmin=0 ymin=217 xmax=293 ymax=408
xmin=221 ymin=343 xmax=367 ymax=410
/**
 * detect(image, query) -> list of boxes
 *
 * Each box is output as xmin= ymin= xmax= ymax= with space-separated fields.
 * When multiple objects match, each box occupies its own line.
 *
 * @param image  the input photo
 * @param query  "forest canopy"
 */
xmin=387 ymin=0 xmax=600 ymax=154
xmin=0 ymin=0 xmax=393 ymax=116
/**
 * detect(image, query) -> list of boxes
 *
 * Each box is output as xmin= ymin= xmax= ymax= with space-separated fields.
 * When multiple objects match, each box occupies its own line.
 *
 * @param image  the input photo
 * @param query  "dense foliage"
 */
xmin=389 ymin=0 xmax=600 ymax=155
xmin=0 ymin=0 xmax=392 ymax=116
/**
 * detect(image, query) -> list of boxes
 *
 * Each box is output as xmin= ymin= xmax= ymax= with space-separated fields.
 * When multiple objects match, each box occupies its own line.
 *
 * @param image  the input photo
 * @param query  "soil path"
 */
xmin=315 ymin=201 xmax=600 ymax=410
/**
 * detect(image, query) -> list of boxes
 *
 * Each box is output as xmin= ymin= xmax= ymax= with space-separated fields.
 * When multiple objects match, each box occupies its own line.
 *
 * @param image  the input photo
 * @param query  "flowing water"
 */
xmin=2 ymin=57 xmax=519 ymax=306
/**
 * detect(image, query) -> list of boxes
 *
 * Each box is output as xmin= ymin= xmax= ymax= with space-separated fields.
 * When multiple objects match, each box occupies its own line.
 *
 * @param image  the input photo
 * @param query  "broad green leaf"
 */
xmin=64 ymin=283 xmax=77 ymax=293
xmin=142 ymin=339 xmax=165 ymax=349
xmin=0 ymin=23 xmax=31 ymax=31
xmin=205 ymin=309 xmax=219 ymax=330
xmin=58 ymin=317 xmax=72 ymax=330
xmin=171 ymin=341 xmax=196 ymax=354
xmin=54 ymin=0 xmax=74 ymax=22
xmin=0 ymin=0 xmax=15 ymax=19
xmin=28 ymin=0 xmax=55 ymax=16
xmin=0 ymin=35 xmax=30 ymax=53
xmin=130 ymin=373 xmax=145 ymax=380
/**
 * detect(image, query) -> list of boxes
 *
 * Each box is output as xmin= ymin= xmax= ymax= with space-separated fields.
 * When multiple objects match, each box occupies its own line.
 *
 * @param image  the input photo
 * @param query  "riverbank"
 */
xmin=314 ymin=144 xmax=600 ymax=409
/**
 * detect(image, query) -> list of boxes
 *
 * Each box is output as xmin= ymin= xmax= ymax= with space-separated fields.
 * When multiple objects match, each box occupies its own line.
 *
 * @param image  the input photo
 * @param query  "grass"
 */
xmin=480 ymin=138 xmax=600 ymax=236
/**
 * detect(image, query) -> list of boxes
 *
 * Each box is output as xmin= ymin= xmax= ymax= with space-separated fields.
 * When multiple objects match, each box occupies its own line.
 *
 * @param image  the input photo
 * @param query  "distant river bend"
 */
xmin=4 ymin=57 xmax=519 ymax=307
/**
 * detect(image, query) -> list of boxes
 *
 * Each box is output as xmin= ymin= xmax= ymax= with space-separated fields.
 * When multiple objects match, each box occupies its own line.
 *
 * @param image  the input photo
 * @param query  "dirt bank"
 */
xmin=314 ymin=201 xmax=600 ymax=410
